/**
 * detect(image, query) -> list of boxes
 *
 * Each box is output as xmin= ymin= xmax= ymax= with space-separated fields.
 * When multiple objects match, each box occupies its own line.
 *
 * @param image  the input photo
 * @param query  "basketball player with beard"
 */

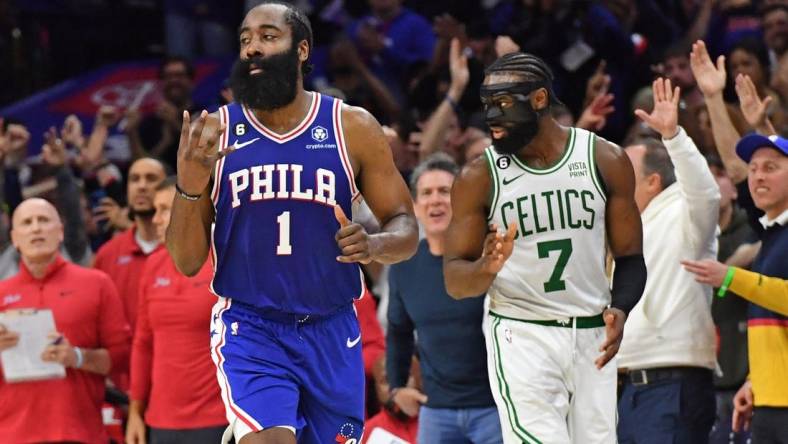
xmin=166 ymin=2 xmax=418 ymax=444
xmin=443 ymin=52 xmax=647 ymax=443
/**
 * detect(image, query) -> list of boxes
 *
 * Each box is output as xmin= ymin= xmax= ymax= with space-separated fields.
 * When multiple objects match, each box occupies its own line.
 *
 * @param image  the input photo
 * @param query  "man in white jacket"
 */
xmin=617 ymin=78 xmax=721 ymax=444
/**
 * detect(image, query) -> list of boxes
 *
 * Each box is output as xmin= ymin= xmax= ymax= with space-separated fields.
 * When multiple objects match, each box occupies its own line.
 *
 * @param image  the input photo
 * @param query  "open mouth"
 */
xmin=428 ymin=209 xmax=447 ymax=221
xmin=31 ymin=237 xmax=46 ymax=245
xmin=249 ymin=64 xmax=263 ymax=75
xmin=489 ymin=126 xmax=507 ymax=139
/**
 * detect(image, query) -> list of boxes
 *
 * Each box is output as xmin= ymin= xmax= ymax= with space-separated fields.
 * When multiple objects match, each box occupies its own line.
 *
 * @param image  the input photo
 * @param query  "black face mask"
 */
xmin=230 ymin=42 xmax=301 ymax=111
xmin=481 ymin=82 xmax=546 ymax=155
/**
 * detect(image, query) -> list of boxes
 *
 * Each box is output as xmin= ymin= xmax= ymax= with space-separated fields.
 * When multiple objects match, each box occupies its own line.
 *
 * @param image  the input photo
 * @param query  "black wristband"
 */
xmin=611 ymin=254 xmax=647 ymax=316
xmin=175 ymin=184 xmax=202 ymax=201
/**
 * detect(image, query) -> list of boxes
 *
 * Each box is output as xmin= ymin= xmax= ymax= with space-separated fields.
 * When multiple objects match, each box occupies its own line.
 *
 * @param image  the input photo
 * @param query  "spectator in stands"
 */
xmin=761 ymin=4 xmax=788 ymax=66
xmin=0 ymin=198 xmax=130 ymax=443
xmin=388 ymin=153 xmax=501 ymax=443
xmin=329 ymin=39 xmax=401 ymax=124
xmin=93 ymin=157 xmax=165 ymax=389
xmin=363 ymin=357 xmax=419 ymax=444
xmin=126 ymin=177 xmax=226 ymax=444
xmin=127 ymin=56 xmax=200 ymax=170
xmin=691 ymin=38 xmax=788 ymax=443
xmin=354 ymin=288 xmax=387 ymax=417
xmin=164 ymin=0 xmax=235 ymax=59
xmin=705 ymin=155 xmax=758 ymax=444
xmin=348 ymin=0 xmax=436 ymax=103
xmin=727 ymin=37 xmax=785 ymax=131
xmin=617 ymin=78 xmax=720 ymax=444
xmin=0 ymin=122 xmax=91 ymax=278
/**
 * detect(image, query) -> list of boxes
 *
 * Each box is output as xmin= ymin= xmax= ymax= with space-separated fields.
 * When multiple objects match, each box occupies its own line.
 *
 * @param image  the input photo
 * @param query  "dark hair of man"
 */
xmin=485 ymin=51 xmax=555 ymax=85
xmin=760 ymin=3 xmax=788 ymax=18
xmin=155 ymin=175 xmax=178 ymax=192
xmin=409 ymin=152 xmax=459 ymax=197
xmin=484 ymin=52 xmax=560 ymax=107
xmin=662 ymin=41 xmax=692 ymax=63
xmin=254 ymin=0 xmax=314 ymax=76
xmin=634 ymin=137 xmax=676 ymax=190
xmin=159 ymin=56 xmax=195 ymax=79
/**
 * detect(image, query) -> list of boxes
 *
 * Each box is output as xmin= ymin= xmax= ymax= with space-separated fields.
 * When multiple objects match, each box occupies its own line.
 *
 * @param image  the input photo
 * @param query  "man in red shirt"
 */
xmin=0 ymin=198 xmax=130 ymax=444
xmin=126 ymin=177 xmax=227 ymax=444
xmin=94 ymin=157 xmax=165 ymax=390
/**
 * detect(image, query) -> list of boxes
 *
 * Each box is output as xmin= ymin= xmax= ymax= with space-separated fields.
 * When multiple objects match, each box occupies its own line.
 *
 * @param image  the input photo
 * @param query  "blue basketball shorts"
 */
xmin=210 ymin=297 xmax=365 ymax=443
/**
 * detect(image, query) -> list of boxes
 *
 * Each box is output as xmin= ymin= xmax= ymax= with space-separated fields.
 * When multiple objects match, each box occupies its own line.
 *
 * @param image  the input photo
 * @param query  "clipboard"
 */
xmin=0 ymin=309 xmax=66 ymax=383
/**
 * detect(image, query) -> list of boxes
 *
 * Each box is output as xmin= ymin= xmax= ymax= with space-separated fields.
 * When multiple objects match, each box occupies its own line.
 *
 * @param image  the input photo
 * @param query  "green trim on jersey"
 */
xmin=511 ymin=127 xmax=575 ymax=175
xmin=490 ymin=310 xmax=605 ymax=328
xmin=587 ymin=133 xmax=607 ymax=201
xmin=491 ymin=317 xmax=542 ymax=444
xmin=484 ymin=147 xmax=501 ymax=221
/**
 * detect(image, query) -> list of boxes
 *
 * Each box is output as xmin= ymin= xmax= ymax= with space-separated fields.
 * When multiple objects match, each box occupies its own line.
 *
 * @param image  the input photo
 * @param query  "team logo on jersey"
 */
xmin=311 ymin=125 xmax=329 ymax=142
xmin=235 ymin=123 xmax=246 ymax=136
xmin=153 ymin=277 xmax=171 ymax=288
xmin=335 ymin=423 xmax=357 ymax=443
xmin=2 ymin=294 xmax=21 ymax=306
xmin=496 ymin=156 xmax=511 ymax=169
xmin=117 ymin=255 xmax=132 ymax=265
xmin=231 ymin=321 xmax=239 ymax=336
xmin=504 ymin=328 xmax=512 ymax=343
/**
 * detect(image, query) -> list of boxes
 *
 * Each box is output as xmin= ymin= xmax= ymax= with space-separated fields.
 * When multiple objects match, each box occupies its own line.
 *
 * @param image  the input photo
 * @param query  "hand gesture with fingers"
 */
xmin=93 ymin=197 xmax=131 ymax=232
xmin=690 ymin=40 xmax=727 ymax=97
xmin=449 ymin=38 xmax=469 ymax=96
xmin=42 ymin=127 xmax=68 ymax=167
xmin=732 ymin=381 xmax=754 ymax=432
xmin=634 ymin=77 xmax=680 ymax=139
xmin=680 ymin=259 xmax=728 ymax=287
xmin=577 ymin=93 xmax=615 ymax=131
xmin=334 ymin=205 xmax=376 ymax=264
xmin=596 ymin=307 xmax=626 ymax=369
xmin=480 ymin=222 xmax=517 ymax=275
xmin=735 ymin=74 xmax=776 ymax=132
xmin=176 ymin=110 xmax=230 ymax=196
xmin=61 ymin=115 xmax=85 ymax=148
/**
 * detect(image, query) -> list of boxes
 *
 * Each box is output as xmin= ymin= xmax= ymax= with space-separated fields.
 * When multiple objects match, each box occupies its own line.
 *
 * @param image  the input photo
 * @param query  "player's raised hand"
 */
xmin=595 ymin=307 xmax=626 ymax=369
xmin=176 ymin=110 xmax=230 ymax=196
xmin=690 ymin=40 xmax=726 ymax=98
xmin=479 ymin=222 xmax=517 ymax=275
xmin=334 ymin=204 xmax=375 ymax=264
xmin=634 ymin=77 xmax=680 ymax=139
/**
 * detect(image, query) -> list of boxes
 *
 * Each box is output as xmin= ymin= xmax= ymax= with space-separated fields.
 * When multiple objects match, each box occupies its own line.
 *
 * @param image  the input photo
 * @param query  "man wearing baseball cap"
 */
xmin=725 ymin=132 xmax=788 ymax=441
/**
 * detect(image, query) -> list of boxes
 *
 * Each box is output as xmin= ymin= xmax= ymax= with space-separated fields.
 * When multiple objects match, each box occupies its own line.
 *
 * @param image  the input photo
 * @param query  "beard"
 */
xmin=129 ymin=207 xmax=155 ymax=220
xmin=490 ymin=119 xmax=541 ymax=155
xmin=230 ymin=43 xmax=300 ymax=111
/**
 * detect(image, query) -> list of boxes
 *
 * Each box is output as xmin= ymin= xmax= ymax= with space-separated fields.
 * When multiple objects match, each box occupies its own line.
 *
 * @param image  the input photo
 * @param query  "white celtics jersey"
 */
xmin=485 ymin=127 xmax=611 ymax=320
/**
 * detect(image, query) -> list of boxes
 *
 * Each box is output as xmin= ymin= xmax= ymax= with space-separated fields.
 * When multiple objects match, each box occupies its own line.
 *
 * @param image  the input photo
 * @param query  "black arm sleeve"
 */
xmin=386 ymin=268 xmax=415 ymax=390
xmin=55 ymin=166 xmax=90 ymax=264
xmin=611 ymin=254 xmax=647 ymax=315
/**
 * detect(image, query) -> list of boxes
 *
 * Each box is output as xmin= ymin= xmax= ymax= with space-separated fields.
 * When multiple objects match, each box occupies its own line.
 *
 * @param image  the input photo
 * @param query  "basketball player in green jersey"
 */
xmin=443 ymin=52 xmax=647 ymax=443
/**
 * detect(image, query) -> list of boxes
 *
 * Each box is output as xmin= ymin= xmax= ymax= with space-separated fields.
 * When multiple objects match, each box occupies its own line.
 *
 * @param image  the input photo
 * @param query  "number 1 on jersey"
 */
xmin=276 ymin=211 xmax=292 ymax=255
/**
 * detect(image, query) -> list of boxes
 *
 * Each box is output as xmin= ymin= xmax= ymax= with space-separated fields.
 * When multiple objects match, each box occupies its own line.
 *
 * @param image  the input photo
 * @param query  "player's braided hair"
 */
xmin=484 ymin=52 xmax=555 ymax=85
xmin=484 ymin=52 xmax=559 ymax=107
xmin=253 ymin=0 xmax=314 ymax=76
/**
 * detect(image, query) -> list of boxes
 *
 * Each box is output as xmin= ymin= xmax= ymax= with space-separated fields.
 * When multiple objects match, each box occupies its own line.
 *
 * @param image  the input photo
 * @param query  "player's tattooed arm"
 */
xmin=594 ymin=137 xmax=646 ymax=368
xmin=340 ymin=104 xmax=418 ymax=264
xmin=168 ymin=110 xmax=227 ymax=276
xmin=443 ymin=157 xmax=516 ymax=299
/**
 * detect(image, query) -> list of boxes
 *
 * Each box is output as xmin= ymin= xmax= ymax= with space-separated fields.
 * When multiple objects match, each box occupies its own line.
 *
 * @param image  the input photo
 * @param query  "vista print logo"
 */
xmin=311 ymin=125 xmax=328 ymax=142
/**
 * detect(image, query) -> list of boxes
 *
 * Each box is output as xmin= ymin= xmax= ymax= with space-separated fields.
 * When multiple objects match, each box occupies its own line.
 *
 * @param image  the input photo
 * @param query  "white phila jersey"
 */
xmin=484 ymin=127 xmax=611 ymax=320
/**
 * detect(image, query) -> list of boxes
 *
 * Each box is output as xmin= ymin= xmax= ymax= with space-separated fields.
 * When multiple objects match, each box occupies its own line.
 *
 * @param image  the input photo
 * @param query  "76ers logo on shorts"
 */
xmin=335 ymin=423 xmax=357 ymax=443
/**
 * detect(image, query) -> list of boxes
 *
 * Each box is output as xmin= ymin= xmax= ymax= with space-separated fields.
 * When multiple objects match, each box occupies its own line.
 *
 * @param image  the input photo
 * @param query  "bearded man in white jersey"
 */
xmin=443 ymin=52 xmax=647 ymax=444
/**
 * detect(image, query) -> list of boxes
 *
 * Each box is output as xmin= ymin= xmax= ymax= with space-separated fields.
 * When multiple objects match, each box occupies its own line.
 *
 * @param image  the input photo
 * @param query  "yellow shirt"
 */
xmin=731 ymin=269 xmax=788 ymax=407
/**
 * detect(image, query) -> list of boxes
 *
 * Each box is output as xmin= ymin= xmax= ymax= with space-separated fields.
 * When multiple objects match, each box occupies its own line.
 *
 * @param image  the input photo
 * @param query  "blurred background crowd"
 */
xmin=0 ymin=0 xmax=786 ymax=443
